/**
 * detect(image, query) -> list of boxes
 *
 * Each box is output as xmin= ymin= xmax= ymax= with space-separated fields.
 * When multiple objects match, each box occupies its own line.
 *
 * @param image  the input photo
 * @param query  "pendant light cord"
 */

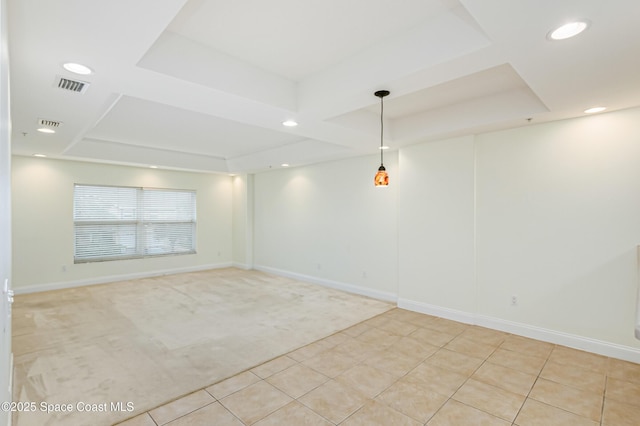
xmin=380 ymin=95 xmax=384 ymax=166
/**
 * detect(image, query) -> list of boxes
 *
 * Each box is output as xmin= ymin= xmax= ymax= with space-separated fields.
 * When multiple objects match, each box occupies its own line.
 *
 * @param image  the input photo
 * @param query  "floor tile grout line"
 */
xmin=408 ymin=336 xmax=472 ymax=424
xmin=345 ymin=319 xmax=493 ymax=425
xmin=395 ymin=320 xmax=519 ymax=423
xmin=521 ymin=347 xmax=608 ymax=425
xmin=210 ymin=393 xmax=248 ymax=426
xmin=115 ymin=309 xmax=630 ymax=426
xmin=157 ymin=400 xmax=218 ymax=426
xmin=537 ymin=361 xmax=609 ymax=395
xmin=510 ymin=344 xmax=553 ymax=425
xmin=147 ymin=411 xmax=159 ymax=426
xmin=293 ymin=336 xmax=379 ymax=425
xmin=269 ymin=313 xmax=453 ymax=425
xmin=426 ymin=341 xmax=506 ymax=424
xmin=553 ymin=348 xmax=609 ymax=400
xmin=600 ymin=375 xmax=607 ymax=426
xmin=117 ymin=312 xmax=381 ymax=425
xmin=421 ymin=332 xmax=561 ymax=424
xmin=337 ymin=348 xmax=427 ymax=425
xmin=335 ymin=322 xmax=605 ymax=423
xmin=215 ymin=322 xmax=378 ymax=426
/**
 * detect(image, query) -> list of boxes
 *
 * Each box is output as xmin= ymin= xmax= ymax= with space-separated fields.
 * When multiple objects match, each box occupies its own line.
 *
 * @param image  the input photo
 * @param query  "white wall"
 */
xmin=9 ymin=106 xmax=640 ymax=362
xmin=475 ymin=110 xmax=640 ymax=349
xmin=232 ymin=174 xmax=253 ymax=269
xmin=398 ymin=108 xmax=640 ymax=360
xmin=253 ymin=153 xmax=398 ymax=301
xmin=250 ymin=107 xmax=640 ymax=361
xmin=11 ymin=157 xmax=233 ymax=292
xmin=398 ymin=136 xmax=476 ymax=315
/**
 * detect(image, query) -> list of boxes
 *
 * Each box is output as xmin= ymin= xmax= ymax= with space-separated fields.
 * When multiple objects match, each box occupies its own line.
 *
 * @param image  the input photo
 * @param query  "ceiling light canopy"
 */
xmin=374 ymin=90 xmax=390 ymax=187
xmin=63 ymin=62 xmax=93 ymax=75
xmin=282 ymin=120 xmax=298 ymax=127
xmin=548 ymin=21 xmax=589 ymax=40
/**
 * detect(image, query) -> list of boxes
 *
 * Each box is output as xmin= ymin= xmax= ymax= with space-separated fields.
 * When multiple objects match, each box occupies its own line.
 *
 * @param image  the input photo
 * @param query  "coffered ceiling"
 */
xmin=8 ymin=0 xmax=640 ymax=173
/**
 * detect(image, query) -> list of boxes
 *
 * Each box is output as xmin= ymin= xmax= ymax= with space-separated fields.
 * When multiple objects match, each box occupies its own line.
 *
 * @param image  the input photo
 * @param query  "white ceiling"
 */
xmin=8 ymin=0 xmax=640 ymax=174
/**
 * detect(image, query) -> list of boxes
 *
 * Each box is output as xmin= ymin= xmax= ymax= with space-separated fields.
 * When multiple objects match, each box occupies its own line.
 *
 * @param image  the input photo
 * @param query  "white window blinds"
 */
xmin=73 ymin=184 xmax=196 ymax=263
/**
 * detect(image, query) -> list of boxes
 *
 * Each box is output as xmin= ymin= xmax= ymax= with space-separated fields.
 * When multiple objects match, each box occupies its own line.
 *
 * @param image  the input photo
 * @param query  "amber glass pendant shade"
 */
xmin=374 ymin=165 xmax=389 ymax=186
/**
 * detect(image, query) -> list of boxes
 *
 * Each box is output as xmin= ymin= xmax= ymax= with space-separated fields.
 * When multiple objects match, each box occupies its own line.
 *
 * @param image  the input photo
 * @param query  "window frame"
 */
xmin=73 ymin=184 xmax=197 ymax=263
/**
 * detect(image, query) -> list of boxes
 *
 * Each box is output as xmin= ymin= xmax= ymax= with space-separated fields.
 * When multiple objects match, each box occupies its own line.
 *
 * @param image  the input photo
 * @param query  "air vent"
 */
xmin=38 ymin=118 xmax=62 ymax=128
xmin=54 ymin=75 xmax=90 ymax=94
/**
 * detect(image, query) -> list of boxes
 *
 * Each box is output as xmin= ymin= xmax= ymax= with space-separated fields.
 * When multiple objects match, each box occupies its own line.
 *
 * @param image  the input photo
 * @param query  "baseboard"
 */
xmin=232 ymin=262 xmax=252 ymax=270
xmin=636 ymin=246 xmax=640 ymax=342
xmin=398 ymin=298 xmax=640 ymax=364
xmin=13 ymin=262 xmax=234 ymax=295
xmin=16 ymin=264 xmax=640 ymax=363
xmin=253 ymin=265 xmax=398 ymax=303
xmin=398 ymin=298 xmax=476 ymax=325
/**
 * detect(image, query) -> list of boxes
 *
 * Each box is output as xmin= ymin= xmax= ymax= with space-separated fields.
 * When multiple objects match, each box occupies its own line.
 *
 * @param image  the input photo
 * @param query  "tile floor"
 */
xmin=115 ymin=308 xmax=640 ymax=426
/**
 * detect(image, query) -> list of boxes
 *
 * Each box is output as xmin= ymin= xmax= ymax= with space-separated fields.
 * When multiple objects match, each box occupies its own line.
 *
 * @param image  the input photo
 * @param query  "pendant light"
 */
xmin=374 ymin=90 xmax=390 ymax=186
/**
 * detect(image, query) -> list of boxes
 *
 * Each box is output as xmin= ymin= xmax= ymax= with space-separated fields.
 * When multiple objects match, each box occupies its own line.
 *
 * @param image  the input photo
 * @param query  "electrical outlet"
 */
xmin=511 ymin=295 xmax=518 ymax=306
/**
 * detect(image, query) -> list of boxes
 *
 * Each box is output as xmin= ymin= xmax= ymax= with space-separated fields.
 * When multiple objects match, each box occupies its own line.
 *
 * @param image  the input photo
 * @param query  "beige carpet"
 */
xmin=11 ymin=268 xmax=393 ymax=426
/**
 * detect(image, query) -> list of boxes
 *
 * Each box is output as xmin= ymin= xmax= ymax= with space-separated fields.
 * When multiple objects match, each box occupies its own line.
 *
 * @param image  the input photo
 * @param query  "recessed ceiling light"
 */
xmin=63 ymin=62 xmax=93 ymax=75
xmin=37 ymin=128 xmax=55 ymax=134
xmin=33 ymin=154 xmax=47 ymax=157
xmin=281 ymin=163 xmax=290 ymax=167
xmin=584 ymin=106 xmax=606 ymax=114
xmin=282 ymin=120 xmax=298 ymax=127
xmin=548 ymin=21 xmax=590 ymax=40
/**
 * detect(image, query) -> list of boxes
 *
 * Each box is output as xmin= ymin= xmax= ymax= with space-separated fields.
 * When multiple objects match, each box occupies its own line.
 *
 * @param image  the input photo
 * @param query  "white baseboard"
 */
xmin=636 ymin=246 xmax=640 ymax=342
xmin=253 ymin=264 xmax=398 ymax=303
xmin=14 ymin=263 xmax=640 ymax=363
xmin=232 ymin=262 xmax=252 ymax=270
xmin=398 ymin=298 xmax=640 ymax=364
xmin=13 ymin=262 xmax=233 ymax=295
xmin=398 ymin=298 xmax=476 ymax=325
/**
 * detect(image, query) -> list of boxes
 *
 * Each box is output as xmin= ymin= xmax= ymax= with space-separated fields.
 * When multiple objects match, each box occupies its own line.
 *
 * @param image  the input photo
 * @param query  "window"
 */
xmin=73 ymin=184 xmax=196 ymax=263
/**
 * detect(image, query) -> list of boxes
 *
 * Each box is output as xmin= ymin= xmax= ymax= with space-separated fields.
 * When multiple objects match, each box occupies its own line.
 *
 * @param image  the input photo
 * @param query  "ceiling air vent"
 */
xmin=54 ymin=75 xmax=90 ymax=94
xmin=38 ymin=118 xmax=62 ymax=128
